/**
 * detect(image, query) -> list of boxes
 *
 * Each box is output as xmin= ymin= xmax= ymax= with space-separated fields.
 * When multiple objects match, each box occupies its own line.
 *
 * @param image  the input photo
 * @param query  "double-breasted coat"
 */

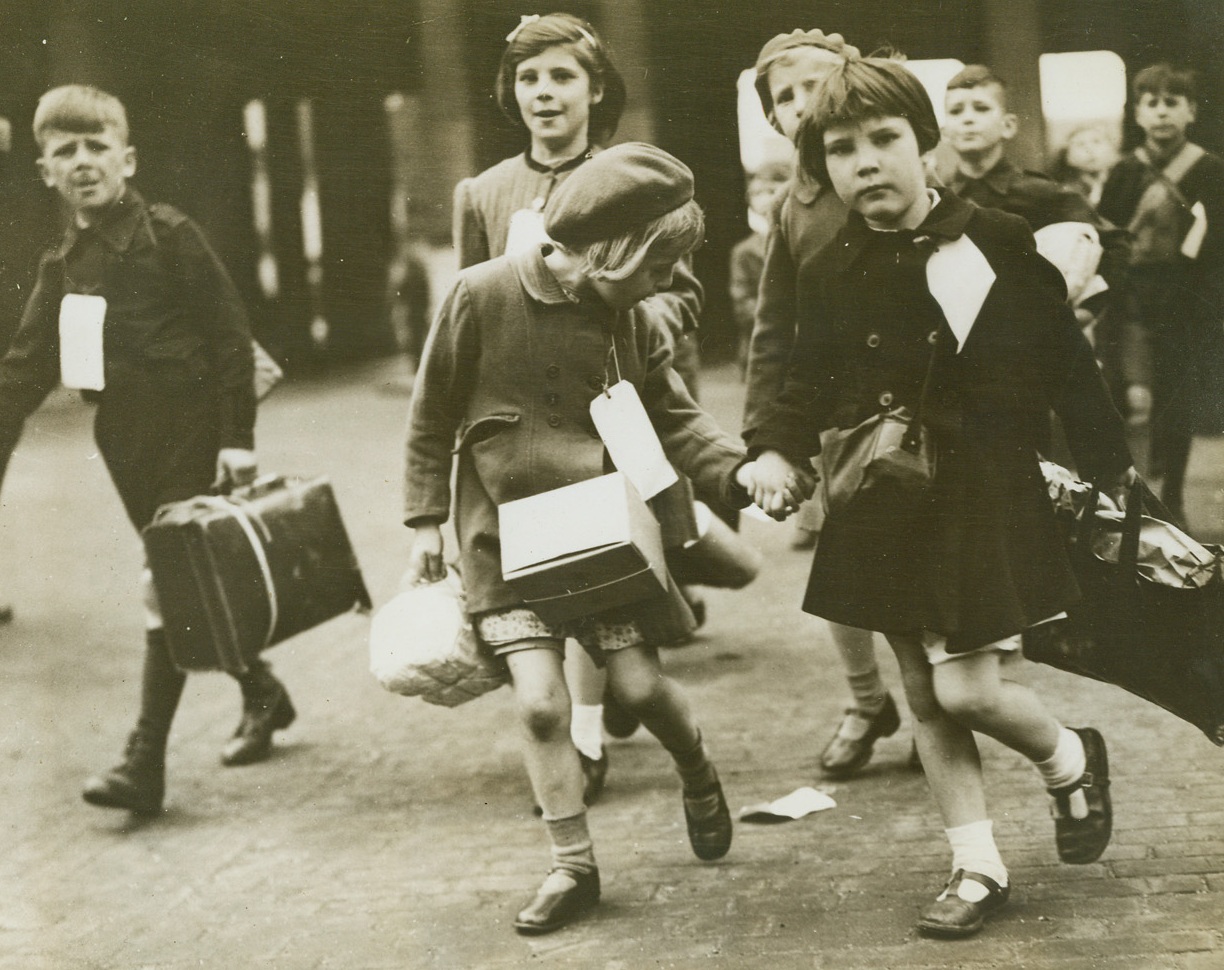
xmin=403 ymin=245 xmax=747 ymax=632
xmin=751 ymin=192 xmax=1132 ymax=652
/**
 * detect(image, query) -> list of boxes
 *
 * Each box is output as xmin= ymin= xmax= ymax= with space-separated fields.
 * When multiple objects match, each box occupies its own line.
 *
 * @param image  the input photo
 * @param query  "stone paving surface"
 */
xmin=2 ymin=357 xmax=1223 ymax=970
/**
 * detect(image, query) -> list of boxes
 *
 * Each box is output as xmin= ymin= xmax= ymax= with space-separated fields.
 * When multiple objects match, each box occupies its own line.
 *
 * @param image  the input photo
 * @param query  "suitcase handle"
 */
xmin=227 ymin=473 xmax=288 ymax=502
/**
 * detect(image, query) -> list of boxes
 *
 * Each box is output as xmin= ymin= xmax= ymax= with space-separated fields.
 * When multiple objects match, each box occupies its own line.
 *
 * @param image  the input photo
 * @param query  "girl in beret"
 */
xmin=405 ymin=142 xmax=753 ymax=935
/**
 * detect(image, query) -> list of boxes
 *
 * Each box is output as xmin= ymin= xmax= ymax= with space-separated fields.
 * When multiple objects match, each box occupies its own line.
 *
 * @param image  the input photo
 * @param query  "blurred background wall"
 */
xmin=1 ymin=0 xmax=1220 ymax=368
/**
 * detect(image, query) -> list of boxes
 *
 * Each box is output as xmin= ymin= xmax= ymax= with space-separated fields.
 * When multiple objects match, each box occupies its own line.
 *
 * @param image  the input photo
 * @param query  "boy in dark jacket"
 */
xmin=0 ymin=86 xmax=295 ymax=815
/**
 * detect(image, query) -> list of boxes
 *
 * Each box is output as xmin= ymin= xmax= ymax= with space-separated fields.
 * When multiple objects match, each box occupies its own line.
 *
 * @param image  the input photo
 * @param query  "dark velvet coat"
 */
xmin=751 ymin=192 xmax=1132 ymax=651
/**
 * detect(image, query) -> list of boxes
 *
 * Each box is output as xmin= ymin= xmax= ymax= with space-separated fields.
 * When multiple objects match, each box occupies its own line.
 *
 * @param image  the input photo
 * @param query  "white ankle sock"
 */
xmin=570 ymin=704 xmax=604 ymax=761
xmin=946 ymin=820 xmax=1008 ymax=898
xmin=1034 ymin=726 xmax=1086 ymax=790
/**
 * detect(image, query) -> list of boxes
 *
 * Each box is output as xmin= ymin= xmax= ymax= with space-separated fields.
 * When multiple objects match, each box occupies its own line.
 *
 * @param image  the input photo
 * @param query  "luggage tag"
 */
xmin=504 ymin=206 xmax=549 ymax=258
xmin=1181 ymin=201 xmax=1207 ymax=260
xmin=590 ymin=379 xmax=678 ymax=501
xmin=58 ymin=293 xmax=107 ymax=391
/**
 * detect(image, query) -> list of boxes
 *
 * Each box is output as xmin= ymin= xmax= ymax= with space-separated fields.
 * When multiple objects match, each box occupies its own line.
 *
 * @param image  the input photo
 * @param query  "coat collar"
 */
xmin=825 ymin=190 xmax=975 ymax=276
xmin=523 ymin=146 xmax=593 ymax=176
xmin=56 ymin=188 xmax=151 ymax=260
xmin=950 ymin=156 xmax=1019 ymax=196
xmin=513 ymin=244 xmax=579 ymax=306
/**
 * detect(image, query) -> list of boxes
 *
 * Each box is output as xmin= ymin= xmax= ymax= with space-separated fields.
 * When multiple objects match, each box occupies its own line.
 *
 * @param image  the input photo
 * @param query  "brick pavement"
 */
xmin=1 ymin=359 xmax=1222 ymax=970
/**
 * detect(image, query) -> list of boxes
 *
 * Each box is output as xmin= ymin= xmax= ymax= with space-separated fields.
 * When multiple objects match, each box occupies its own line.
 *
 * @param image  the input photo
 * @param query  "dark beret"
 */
xmin=545 ymin=142 xmax=694 ymax=248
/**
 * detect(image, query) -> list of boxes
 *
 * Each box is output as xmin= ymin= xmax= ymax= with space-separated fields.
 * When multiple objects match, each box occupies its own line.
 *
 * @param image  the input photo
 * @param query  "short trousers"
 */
xmin=476 ymin=606 xmax=646 ymax=662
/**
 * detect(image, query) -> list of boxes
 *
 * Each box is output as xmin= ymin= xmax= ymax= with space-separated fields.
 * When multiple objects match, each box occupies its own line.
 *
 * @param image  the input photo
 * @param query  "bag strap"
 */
xmin=901 ymin=329 xmax=942 ymax=451
xmin=1134 ymin=143 xmax=1205 ymax=209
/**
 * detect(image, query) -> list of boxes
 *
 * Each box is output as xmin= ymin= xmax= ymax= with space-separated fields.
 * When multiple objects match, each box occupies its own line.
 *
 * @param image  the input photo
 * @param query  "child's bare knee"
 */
xmin=516 ymin=689 xmax=570 ymax=742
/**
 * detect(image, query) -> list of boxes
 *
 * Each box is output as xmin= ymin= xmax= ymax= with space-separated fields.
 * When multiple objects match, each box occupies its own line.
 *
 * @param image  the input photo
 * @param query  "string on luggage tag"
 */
xmin=601 ymin=324 xmax=622 ymax=396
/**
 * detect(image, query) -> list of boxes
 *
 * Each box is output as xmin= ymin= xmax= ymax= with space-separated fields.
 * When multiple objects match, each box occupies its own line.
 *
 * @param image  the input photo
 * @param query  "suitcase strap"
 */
xmin=200 ymin=495 xmax=280 ymax=648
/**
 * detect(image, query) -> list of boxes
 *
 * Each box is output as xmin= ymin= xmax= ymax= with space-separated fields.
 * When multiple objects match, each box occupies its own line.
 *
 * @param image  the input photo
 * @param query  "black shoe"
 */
xmin=513 ymin=868 xmax=600 ymax=935
xmin=819 ymin=693 xmax=901 ymax=779
xmin=602 ymin=692 xmax=640 ymax=739
xmin=0 ymin=603 xmax=12 ymax=624
xmin=917 ymin=870 xmax=1010 ymax=938
xmin=580 ymin=751 xmax=608 ymax=806
xmin=1049 ymin=726 xmax=1112 ymax=864
xmin=82 ymin=731 xmax=166 ymax=815
xmin=220 ymin=679 xmax=296 ymax=767
xmin=683 ymin=777 xmax=732 ymax=861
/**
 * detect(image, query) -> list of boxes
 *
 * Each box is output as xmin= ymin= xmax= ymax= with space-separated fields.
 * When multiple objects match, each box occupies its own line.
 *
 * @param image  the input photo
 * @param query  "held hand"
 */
xmin=216 ymin=448 xmax=258 ymax=489
xmin=750 ymin=450 xmax=816 ymax=521
xmin=406 ymin=523 xmax=447 ymax=585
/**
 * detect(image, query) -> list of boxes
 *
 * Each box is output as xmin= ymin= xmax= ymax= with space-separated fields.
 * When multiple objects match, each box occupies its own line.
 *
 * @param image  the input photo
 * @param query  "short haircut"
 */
xmin=572 ymin=199 xmax=704 ymax=282
xmin=946 ymin=64 xmax=1009 ymax=110
xmin=495 ymin=13 xmax=627 ymax=147
xmin=796 ymin=56 xmax=941 ymax=188
xmin=33 ymin=85 xmax=129 ymax=148
xmin=1133 ymin=63 xmax=1197 ymax=102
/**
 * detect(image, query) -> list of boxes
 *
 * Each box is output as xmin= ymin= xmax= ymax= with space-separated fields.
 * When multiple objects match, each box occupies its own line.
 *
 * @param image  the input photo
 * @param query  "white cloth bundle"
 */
xmin=369 ymin=569 xmax=507 ymax=706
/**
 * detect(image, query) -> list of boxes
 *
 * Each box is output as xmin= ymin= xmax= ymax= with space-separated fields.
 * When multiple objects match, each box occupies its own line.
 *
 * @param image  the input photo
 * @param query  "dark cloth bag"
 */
xmin=1023 ymin=480 xmax=1224 ymax=745
xmin=821 ymin=407 xmax=936 ymax=516
xmin=821 ymin=329 xmax=940 ymax=516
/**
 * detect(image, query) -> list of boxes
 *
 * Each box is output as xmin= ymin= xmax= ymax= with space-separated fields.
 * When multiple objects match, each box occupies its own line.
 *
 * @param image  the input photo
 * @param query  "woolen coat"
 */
xmin=403 ymin=245 xmax=747 ymax=628
xmin=751 ymin=192 xmax=1132 ymax=651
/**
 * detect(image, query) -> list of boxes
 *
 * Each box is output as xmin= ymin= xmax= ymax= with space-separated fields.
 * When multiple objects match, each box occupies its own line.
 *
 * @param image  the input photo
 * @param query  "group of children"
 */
xmin=0 ymin=10 xmax=1219 ymax=948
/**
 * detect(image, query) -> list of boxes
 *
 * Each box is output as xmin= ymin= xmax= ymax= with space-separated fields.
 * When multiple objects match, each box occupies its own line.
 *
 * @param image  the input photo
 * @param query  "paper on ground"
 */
xmin=738 ymin=786 xmax=837 ymax=823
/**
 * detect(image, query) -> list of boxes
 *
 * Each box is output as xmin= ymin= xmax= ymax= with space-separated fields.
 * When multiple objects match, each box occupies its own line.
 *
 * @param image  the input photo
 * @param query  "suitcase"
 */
xmin=143 ymin=474 xmax=372 ymax=673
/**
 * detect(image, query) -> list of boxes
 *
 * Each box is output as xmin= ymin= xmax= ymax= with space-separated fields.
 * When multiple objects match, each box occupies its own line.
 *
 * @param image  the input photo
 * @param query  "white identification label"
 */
xmin=58 ymin=293 xmax=107 ymax=391
xmin=589 ymin=380 xmax=678 ymax=500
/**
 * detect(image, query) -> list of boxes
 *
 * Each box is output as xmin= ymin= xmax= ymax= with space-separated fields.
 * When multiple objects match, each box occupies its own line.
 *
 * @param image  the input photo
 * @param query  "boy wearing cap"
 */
xmin=0 ymin=86 xmax=294 ymax=815
xmin=404 ymin=143 xmax=752 ymax=935
xmin=742 ymin=28 xmax=909 ymax=781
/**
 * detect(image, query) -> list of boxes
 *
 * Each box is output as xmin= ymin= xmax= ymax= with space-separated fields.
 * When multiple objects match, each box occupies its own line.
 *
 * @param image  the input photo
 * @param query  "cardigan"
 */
xmin=752 ymin=192 xmax=1132 ymax=650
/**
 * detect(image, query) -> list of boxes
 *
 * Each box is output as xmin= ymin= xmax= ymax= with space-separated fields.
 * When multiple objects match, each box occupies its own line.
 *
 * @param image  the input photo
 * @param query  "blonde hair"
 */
xmin=33 ymin=85 xmax=129 ymax=148
xmin=570 ymin=199 xmax=704 ymax=281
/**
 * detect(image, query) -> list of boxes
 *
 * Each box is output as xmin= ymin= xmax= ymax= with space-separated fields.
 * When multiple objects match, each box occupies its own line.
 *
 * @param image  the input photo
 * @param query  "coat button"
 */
xmin=927 ymin=330 xmax=939 ymax=345
xmin=587 ymin=375 xmax=604 ymax=391
xmin=547 ymin=414 xmax=561 ymax=427
xmin=544 ymin=392 xmax=559 ymax=405
xmin=866 ymin=332 xmax=881 ymax=348
xmin=879 ymin=391 xmax=894 ymax=407
xmin=546 ymin=364 xmax=560 ymax=378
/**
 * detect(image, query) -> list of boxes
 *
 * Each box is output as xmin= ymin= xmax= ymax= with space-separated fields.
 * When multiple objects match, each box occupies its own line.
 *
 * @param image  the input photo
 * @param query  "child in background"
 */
xmin=745 ymin=56 xmax=1135 ymax=938
xmin=405 ymin=144 xmax=749 ymax=935
xmin=943 ymin=65 xmax=1129 ymax=326
xmin=0 ymin=86 xmax=294 ymax=815
xmin=1098 ymin=63 xmax=1224 ymax=525
xmin=742 ymin=28 xmax=906 ymax=781
xmin=729 ymin=153 xmax=791 ymax=372
xmin=1050 ymin=124 xmax=1119 ymax=207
